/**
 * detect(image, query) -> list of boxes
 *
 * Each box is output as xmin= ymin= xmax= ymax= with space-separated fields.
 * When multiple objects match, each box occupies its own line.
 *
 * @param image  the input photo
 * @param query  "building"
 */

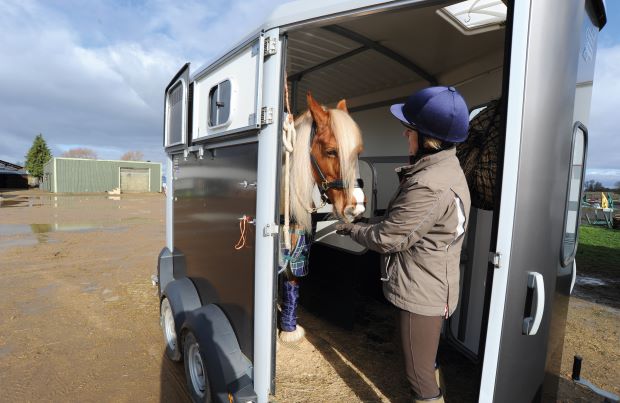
xmin=0 ymin=160 xmax=28 ymax=189
xmin=41 ymin=158 xmax=161 ymax=193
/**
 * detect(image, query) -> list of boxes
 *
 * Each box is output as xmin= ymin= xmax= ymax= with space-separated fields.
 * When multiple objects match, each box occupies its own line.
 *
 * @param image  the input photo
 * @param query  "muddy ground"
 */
xmin=0 ymin=190 xmax=617 ymax=402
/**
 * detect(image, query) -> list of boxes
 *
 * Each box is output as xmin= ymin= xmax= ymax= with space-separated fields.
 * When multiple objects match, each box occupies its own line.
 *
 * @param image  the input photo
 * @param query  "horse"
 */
xmin=279 ymin=91 xmax=365 ymax=343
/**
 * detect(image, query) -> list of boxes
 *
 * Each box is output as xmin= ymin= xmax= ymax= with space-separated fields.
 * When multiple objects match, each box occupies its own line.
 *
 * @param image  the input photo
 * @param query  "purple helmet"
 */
xmin=391 ymin=86 xmax=469 ymax=143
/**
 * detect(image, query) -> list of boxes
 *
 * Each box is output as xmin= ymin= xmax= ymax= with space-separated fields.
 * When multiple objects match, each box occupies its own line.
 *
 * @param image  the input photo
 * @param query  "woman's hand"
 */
xmin=335 ymin=223 xmax=354 ymax=235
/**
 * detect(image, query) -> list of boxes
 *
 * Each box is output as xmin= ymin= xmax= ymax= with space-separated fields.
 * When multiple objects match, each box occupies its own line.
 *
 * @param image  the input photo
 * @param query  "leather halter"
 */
xmin=309 ymin=121 xmax=363 ymax=203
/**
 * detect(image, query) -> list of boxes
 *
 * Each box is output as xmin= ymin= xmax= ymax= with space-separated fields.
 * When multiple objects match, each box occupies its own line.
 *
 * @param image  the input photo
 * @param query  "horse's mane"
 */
xmin=289 ymin=108 xmax=362 ymax=233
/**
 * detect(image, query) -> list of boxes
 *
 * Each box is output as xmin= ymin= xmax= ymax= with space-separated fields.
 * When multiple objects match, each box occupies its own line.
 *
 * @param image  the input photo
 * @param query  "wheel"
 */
xmin=183 ymin=331 xmax=212 ymax=403
xmin=160 ymin=297 xmax=182 ymax=362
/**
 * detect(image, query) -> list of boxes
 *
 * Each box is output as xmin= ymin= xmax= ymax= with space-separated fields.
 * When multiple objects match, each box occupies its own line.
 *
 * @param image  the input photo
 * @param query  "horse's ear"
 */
xmin=336 ymin=99 xmax=348 ymax=113
xmin=307 ymin=91 xmax=329 ymax=130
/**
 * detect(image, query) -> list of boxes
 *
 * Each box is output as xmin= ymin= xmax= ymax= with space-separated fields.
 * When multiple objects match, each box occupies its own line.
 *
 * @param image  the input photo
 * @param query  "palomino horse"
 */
xmin=279 ymin=92 xmax=365 ymax=342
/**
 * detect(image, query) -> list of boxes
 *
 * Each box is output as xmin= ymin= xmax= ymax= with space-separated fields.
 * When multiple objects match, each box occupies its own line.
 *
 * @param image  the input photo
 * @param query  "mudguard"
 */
xmin=183 ymin=304 xmax=256 ymax=403
xmin=157 ymin=247 xmax=187 ymax=297
xmin=162 ymin=278 xmax=202 ymax=341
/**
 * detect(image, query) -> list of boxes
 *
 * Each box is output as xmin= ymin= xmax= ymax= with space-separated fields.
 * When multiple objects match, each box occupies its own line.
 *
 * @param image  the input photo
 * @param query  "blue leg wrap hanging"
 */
xmin=280 ymin=280 xmax=299 ymax=332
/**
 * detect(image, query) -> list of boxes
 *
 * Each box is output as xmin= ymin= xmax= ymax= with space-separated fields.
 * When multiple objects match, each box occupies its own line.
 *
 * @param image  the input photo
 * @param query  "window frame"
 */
xmin=560 ymin=121 xmax=588 ymax=267
xmin=164 ymin=78 xmax=188 ymax=148
xmin=207 ymin=78 xmax=234 ymax=129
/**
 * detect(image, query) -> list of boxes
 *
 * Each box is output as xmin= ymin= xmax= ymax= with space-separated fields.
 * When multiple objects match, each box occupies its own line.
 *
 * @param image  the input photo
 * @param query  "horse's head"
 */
xmin=305 ymin=92 xmax=365 ymax=223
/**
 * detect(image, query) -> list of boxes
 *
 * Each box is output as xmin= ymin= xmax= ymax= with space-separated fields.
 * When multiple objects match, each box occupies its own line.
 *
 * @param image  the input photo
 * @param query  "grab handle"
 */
xmin=522 ymin=272 xmax=545 ymax=336
xmin=570 ymin=259 xmax=577 ymax=295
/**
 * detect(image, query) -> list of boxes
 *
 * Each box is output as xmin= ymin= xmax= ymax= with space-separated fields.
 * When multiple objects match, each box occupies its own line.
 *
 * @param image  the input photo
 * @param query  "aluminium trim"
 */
xmin=193 ymin=126 xmax=260 ymax=145
xmin=478 ymin=0 xmax=532 ymax=401
xmin=201 ymin=136 xmax=259 ymax=151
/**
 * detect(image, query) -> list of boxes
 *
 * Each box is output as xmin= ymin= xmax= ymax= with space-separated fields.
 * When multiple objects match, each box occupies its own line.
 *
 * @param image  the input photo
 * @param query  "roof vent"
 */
xmin=437 ymin=0 xmax=507 ymax=35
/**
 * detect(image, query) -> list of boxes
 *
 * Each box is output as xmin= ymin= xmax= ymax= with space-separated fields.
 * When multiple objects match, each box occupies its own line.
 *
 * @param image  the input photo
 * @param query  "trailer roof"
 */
xmin=191 ymin=0 xmax=607 ymax=83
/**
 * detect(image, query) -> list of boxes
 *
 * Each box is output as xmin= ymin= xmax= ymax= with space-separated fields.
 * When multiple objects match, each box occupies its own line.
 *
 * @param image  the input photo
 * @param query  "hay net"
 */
xmin=457 ymin=99 xmax=502 ymax=211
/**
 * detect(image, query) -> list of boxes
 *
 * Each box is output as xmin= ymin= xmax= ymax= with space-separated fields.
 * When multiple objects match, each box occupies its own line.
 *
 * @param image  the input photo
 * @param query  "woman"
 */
xmin=336 ymin=86 xmax=471 ymax=402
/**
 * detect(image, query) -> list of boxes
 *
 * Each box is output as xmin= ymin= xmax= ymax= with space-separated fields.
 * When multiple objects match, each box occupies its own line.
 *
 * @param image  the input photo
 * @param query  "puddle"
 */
xmin=0 ymin=344 xmax=12 ymax=358
xmin=0 ymin=238 xmax=38 ymax=249
xmin=81 ymin=283 xmax=100 ymax=293
xmin=0 ymin=223 xmax=127 ymax=235
xmin=0 ymin=223 xmax=127 ymax=250
xmin=0 ymin=194 xmax=126 ymax=209
xmin=37 ymin=283 xmax=59 ymax=297
xmin=16 ymin=300 xmax=53 ymax=315
xmin=0 ymin=197 xmax=43 ymax=208
xmin=575 ymin=275 xmax=608 ymax=287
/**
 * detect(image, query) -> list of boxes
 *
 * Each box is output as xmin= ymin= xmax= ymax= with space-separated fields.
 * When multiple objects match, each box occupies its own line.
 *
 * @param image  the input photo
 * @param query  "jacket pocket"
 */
xmin=380 ymin=253 xmax=394 ymax=281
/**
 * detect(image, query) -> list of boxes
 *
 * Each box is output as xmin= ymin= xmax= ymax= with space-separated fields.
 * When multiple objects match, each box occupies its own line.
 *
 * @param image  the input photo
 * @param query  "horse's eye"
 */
xmin=326 ymin=149 xmax=338 ymax=158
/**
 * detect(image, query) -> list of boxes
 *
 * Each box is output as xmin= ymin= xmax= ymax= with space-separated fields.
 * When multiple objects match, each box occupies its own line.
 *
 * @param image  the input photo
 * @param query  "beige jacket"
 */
xmin=350 ymin=147 xmax=471 ymax=316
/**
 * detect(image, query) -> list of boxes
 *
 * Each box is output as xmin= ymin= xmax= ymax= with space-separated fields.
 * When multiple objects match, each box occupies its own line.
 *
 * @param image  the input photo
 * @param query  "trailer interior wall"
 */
xmin=282 ymin=0 xmax=506 ymax=398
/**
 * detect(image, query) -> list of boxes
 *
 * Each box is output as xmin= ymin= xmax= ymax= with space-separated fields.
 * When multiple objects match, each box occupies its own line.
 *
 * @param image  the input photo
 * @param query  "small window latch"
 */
xmin=489 ymin=252 xmax=501 ymax=269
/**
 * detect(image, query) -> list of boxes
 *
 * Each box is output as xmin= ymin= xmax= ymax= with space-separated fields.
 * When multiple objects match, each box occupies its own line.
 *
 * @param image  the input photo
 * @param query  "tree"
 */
xmin=120 ymin=151 xmax=144 ymax=161
xmin=61 ymin=147 xmax=98 ymax=159
xmin=25 ymin=134 xmax=52 ymax=179
xmin=584 ymin=180 xmax=605 ymax=192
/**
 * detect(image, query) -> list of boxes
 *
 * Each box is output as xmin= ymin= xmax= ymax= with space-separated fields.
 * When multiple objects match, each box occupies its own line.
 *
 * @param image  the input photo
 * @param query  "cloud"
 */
xmin=589 ymin=44 xmax=620 ymax=171
xmin=0 ymin=0 xmax=282 ymax=165
xmin=585 ymin=168 xmax=620 ymax=187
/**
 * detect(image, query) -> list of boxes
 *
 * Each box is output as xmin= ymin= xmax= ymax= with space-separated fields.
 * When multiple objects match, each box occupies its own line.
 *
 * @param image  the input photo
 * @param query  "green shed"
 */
xmin=41 ymin=158 xmax=161 ymax=193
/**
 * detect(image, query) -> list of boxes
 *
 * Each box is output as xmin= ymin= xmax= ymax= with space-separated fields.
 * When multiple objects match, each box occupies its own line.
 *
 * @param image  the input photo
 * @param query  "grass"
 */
xmin=575 ymin=226 xmax=620 ymax=278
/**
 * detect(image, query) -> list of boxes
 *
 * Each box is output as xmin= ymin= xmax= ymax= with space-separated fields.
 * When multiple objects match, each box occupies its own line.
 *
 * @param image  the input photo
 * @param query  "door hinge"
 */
xmin=263 ymin=223 xmax=279 ymax=237
xmin=260 ymin=107 xmax=274 ymax=126
xmin=489 ymin=252 xmax=501 ymax=269
xmin=264 ymin=37 xmax=278 ymax=57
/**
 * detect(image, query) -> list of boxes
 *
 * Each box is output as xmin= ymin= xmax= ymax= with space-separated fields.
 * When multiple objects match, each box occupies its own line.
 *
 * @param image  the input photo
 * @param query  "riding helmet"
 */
xmin=390 ymin=86 xmax=469 ymax=143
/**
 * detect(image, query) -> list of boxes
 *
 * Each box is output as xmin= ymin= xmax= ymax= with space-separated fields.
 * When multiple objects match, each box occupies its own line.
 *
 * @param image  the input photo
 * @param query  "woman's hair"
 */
xmin=423 ymin=136 xmax=444 ymax=150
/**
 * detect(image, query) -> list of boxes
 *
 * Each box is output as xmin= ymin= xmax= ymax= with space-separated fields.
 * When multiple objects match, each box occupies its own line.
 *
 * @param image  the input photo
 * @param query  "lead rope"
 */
xmin=282 ymin=73 xmax=296 ymax=251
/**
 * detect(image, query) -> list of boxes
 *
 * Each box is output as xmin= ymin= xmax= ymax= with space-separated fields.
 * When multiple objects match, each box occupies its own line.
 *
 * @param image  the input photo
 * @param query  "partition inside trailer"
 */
xmin=276 ymin=0 xmax=507 ymax=400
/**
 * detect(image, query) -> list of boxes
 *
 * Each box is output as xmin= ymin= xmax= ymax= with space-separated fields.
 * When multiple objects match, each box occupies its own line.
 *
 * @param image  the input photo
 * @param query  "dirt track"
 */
xmin=0 ymin=190 xmax=617 ymax=402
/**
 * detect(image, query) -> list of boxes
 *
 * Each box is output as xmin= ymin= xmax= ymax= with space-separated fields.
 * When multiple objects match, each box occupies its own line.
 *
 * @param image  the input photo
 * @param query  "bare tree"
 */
xmin=120 ymin=151 xmax=144 ymax=161
xmin=61 ymin=148 xmax=98 ymax=159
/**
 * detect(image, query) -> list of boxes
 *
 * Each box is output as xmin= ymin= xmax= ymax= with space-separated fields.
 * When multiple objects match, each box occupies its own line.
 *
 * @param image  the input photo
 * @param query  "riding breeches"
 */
xmin=399 ymin=309 xmax=444 ymax=399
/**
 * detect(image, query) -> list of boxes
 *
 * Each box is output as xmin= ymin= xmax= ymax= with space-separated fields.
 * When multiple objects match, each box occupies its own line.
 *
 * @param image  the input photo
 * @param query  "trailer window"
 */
xmin=208 ymin=80 xmax=231 ymax=127
xmin=561 ymin=123 xmax=587 ymax=266
xmin=166 ymin=81 xmax=184 ymax=146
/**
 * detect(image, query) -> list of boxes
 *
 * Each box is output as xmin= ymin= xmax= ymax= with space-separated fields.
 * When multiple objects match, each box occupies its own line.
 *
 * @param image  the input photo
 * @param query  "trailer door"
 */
xmin=169 ymin=30 xmax=284 ymax=403
xmin=251 ymin=29 xmax=284 ymax=403
xmin=479 ymin=1 xmax=602 ymax=402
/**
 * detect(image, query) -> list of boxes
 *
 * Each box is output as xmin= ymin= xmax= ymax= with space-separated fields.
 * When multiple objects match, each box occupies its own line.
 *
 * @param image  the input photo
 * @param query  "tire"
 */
xmin=160 ymin=297 xmax=182 ymax=362
xmin=183 ymin=331 xmax=212 ymax=403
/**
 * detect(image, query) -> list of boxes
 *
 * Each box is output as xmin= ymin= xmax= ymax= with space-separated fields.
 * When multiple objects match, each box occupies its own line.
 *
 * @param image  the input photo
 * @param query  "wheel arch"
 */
xmin=182 ymin=304 xmax=256 ymax=403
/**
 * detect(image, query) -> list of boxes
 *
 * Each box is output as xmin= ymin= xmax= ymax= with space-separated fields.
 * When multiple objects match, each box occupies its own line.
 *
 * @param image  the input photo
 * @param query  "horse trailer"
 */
xmin=156 ymin=0 xmax=607 ymax=402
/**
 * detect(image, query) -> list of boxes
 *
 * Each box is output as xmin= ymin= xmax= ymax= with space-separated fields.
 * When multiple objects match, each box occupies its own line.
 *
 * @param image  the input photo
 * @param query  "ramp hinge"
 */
xmin=264 ymin=37 xmax=278 ymax=57
xmin=260 ymin=107 xmax=274 ymax=125
xmin=489 ymin=252 xmax=501 ymax=269
xmin=263 ymin=223 xmax=279 ymax=237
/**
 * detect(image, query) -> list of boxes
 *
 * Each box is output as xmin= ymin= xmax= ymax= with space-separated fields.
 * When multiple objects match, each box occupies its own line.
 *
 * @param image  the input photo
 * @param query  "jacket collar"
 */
xmin=396 ymin=147 xmax=457 ymax=181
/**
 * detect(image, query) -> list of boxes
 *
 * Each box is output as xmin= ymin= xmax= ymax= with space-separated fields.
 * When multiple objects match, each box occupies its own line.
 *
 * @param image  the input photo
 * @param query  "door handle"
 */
xmin=522 ymin=272 xmax=545 ymax=336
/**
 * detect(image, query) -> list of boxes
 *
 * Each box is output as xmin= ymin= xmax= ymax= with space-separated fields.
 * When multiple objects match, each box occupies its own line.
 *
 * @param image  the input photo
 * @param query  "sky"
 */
xmin=0 ymin=0 xmax=618 ymax=186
